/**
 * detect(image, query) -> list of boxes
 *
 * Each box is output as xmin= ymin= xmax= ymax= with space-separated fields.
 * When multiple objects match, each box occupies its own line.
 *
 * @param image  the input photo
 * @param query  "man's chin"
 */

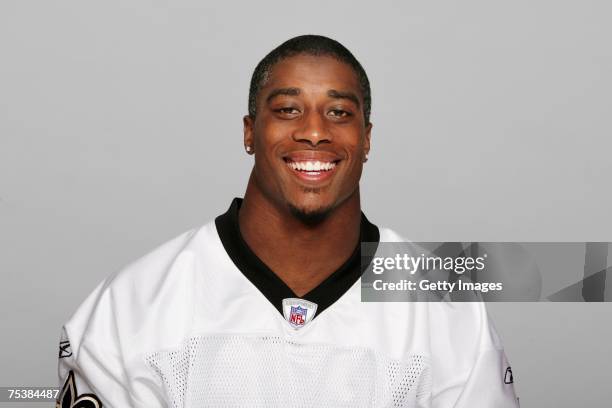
xmin=287 ymin=202 xmax=334 ymax=226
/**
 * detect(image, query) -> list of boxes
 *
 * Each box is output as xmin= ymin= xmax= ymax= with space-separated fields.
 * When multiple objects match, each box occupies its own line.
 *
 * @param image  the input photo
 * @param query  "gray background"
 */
xmin=1 ymin=1 xmax=611 ymax=407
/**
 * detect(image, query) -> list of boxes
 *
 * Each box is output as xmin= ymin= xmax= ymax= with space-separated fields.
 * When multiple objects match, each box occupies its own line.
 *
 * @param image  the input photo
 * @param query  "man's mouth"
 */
xmin=285 ymin=160 xmax=337 ymax=172
xmin=282 ymin=153 xmax=341 ymax=183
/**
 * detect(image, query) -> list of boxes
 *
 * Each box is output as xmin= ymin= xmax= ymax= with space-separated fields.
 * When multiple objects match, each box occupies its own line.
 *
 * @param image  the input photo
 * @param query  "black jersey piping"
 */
xmin=215 ymin=198 xmax=380 ymax=317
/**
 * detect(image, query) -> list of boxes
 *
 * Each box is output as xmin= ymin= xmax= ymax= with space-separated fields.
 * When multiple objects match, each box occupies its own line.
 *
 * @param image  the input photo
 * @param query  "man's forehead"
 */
xmin=265 ymin=87 xmax=361 ymax=109
xmin=262 ymin=54 xmax=362 ymax=97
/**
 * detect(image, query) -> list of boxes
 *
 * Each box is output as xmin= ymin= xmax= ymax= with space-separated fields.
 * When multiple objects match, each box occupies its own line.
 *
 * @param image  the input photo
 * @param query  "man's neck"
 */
xmin=238 ymin=177 xmax=362 ymax=297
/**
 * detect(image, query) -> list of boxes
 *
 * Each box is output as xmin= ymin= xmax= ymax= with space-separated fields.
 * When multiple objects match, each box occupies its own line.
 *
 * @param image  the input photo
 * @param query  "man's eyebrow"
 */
xmin=266 ymin=87 xmax=301 ymax=103
xmin=327 ymin=89 xmax=361 ymax=108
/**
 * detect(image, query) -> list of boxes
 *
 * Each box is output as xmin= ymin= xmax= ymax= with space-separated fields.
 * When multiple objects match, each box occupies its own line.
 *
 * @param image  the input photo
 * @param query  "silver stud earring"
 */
xmin=364 ymin=153 xmax=369 ymax=162
xmin=245 ymin=145 xmax=253 ymax=154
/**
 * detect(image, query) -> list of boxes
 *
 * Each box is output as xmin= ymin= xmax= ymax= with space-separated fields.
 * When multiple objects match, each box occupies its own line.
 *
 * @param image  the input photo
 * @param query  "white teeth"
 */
xmin=287 ymin=160 xmax=336 ymax=172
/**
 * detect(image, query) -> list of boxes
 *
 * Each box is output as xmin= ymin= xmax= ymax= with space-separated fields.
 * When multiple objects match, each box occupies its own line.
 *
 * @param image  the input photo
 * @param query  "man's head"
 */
xmin=248 ymin=35 xmax=372 ymax=124
xmin=243 ymin=35 xmax=372 ymax=224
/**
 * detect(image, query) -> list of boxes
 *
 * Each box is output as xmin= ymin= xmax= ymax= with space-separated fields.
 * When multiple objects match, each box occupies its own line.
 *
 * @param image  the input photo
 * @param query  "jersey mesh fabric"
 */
xmin=146 ymin=334 xmax=431 ymax=407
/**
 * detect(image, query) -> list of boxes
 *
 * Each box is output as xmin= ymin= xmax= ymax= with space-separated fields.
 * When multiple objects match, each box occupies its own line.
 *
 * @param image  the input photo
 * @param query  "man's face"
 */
xmin=244 ymin=54 xmax=372 ymax=219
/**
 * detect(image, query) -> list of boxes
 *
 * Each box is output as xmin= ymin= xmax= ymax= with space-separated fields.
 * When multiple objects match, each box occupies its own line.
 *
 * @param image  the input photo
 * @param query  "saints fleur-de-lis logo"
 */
xmin=56 ymin=370 xmax=102 ymax=408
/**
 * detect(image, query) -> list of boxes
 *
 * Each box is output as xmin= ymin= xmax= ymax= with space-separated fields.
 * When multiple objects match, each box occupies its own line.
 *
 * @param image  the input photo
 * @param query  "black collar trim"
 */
xmin=215 ymin=198 xmax=380 ymax=317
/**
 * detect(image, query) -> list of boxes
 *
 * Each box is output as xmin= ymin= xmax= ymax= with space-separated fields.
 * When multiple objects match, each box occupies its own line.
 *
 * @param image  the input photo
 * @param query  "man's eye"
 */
xmin=276 ymin=107 xmax=299 ymax=115
xmin=328 ymin=109 xmax=351 ymax=118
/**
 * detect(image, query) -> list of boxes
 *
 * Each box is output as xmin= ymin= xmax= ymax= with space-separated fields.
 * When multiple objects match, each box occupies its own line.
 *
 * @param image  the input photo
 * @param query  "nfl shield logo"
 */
xmin=282 ymin=298 xmax=317 ymax=330
xmin=289 ymin=305 xmax=307 ymax=327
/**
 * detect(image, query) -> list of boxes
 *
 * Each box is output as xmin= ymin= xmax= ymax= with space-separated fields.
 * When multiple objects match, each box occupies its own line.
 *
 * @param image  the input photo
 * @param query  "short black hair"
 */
xmin=248 ymin=34 xmax=372 ymax=124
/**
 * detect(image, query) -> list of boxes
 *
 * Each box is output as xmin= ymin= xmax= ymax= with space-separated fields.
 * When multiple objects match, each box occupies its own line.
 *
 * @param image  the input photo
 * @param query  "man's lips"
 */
xmin=282 ymin=151 xmax=341 ymax=183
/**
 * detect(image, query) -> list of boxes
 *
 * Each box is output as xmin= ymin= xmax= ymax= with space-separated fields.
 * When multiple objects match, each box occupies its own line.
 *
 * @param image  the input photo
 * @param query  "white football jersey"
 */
xmin=57 ymin=199 xmax=519 ymax=407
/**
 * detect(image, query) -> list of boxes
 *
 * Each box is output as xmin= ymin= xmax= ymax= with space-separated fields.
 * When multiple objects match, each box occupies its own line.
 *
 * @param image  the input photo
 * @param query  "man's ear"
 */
xmin=364 ymin=122 xmax=373 ymax=159
xmin=243 ymin=115 xmax=254 ymax=154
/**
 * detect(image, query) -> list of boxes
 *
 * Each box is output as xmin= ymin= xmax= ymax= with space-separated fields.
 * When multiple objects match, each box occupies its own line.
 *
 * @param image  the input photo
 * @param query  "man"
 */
xmin=57 ymin=35 xmax=519 ymax=407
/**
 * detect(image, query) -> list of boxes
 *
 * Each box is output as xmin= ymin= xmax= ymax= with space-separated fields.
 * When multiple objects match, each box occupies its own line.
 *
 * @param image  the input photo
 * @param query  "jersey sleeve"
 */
xmin=428 ymin=302 xmax=520 ymax=408
xmin=430 ymin=347 xmax=519 ymax=408
xmin=56 ymin=280 xmax=166 ymax=408
xmin=57 ymin=326 xmax=127 ymax=408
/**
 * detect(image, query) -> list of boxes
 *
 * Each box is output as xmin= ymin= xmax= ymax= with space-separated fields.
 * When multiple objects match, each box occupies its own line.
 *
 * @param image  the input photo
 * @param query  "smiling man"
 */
xmin=57 ymin=35 xmax=519 ymax=407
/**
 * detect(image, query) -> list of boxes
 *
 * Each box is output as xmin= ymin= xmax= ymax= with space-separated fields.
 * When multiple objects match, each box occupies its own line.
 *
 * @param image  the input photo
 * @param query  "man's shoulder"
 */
xmin=107 ymin=220 xmax=219 ymax=290
xmin=371 ymin=226 xmax=504 ymax=351
xmin=63 ymin=220 xmax=223 ymax=352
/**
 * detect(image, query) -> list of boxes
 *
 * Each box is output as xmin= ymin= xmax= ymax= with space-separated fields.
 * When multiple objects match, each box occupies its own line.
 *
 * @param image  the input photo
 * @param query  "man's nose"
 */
xmin=292 ymin=111 xmax=331 ymax=146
